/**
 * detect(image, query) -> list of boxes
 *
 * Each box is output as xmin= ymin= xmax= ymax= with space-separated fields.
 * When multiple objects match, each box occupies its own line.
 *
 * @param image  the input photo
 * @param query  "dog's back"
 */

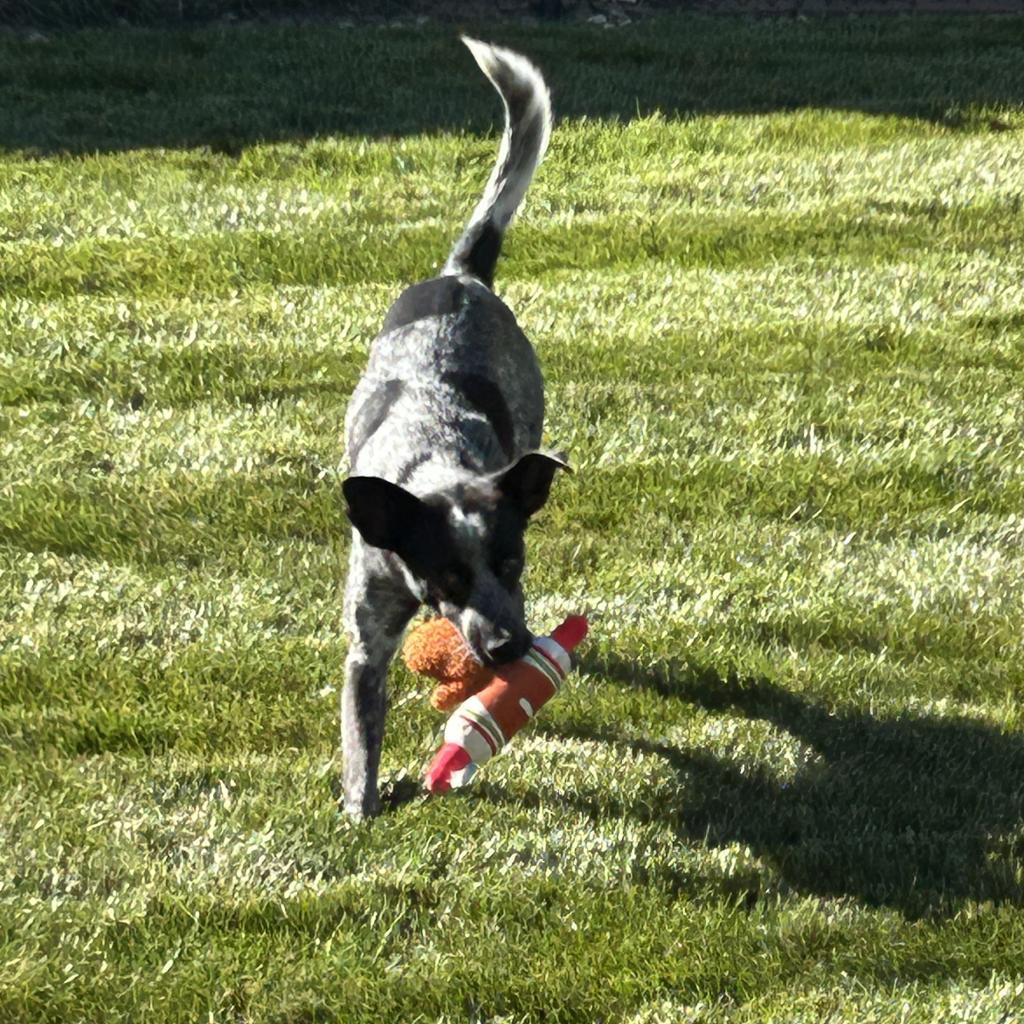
xmin=347 ymin=276 xmax=542 ymax=490
xmin=345 ymin=38 xmax=552 ymax=492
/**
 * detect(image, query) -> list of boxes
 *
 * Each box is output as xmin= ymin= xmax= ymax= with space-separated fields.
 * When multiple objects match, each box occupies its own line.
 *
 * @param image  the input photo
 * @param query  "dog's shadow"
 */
xmin=485 ymin=647 xmax=1024 ymax=919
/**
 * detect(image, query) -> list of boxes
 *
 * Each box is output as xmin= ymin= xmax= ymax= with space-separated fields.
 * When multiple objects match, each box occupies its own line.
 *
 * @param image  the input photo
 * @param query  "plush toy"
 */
xmin=403 ymin=615 xmax=589 ymax=793
xmin=401 ymin=617 xmax=494 ymax=712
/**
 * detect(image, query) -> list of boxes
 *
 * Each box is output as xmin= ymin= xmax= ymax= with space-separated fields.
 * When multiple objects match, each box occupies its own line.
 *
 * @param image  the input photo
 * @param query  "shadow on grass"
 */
xmin=2 ymin=16 xmax=1023 ymax=155
xmin=520 ymin=647 xmax=1024 ymax=919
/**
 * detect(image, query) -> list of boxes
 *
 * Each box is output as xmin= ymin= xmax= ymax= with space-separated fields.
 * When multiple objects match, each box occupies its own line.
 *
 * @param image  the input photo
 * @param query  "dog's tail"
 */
xmin=442 ymin=37 xmax=552 ymax=288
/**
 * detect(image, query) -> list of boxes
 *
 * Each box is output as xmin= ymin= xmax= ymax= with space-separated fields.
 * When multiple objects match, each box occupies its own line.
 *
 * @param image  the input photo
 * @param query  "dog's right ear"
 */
xmin=343 ymin=476 xmax=428 ymax=553
xmin=496 ymin=450 xmax=571 ymax=518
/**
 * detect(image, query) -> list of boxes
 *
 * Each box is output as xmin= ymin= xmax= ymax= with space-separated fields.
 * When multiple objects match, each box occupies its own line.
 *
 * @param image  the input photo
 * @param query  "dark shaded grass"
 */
xmin=546 ymin=655 xmax=1024 ymax=919
xmin=0 ymin=341 xmax=360 ymax=408
xmin=0 ymin=470 xmax=343 ymax=561
xmin=2 ymin=443 xmax=1019 ymax=570
xmin=4 ymin=775 xmax=1024 ymax=1023
xmin=0 ymin=642 xmax=345 ymax=757
xmin=1 ymin=17 xmax=1024 ymax=155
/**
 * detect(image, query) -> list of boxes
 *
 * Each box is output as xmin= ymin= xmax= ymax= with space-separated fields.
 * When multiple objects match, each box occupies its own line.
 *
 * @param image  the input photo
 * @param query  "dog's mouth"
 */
xmin=478 ymin=641 xmax=531 ymax=669
xmin=466 ymin=624 xmax=532 ymax=669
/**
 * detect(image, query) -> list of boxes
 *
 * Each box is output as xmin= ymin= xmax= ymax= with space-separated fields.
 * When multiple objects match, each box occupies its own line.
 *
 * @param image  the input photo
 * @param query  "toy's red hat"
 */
xmin=551 ymin=615 xmax=588 ymax=653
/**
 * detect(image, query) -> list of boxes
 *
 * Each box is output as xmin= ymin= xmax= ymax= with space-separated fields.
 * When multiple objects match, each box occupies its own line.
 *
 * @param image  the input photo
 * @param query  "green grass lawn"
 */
xmin=3 ymin=14 xmax=1024 ymax=1023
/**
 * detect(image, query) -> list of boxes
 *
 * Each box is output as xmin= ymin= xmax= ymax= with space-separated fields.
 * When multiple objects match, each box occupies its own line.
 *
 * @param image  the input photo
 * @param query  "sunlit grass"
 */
xmin=2 ymin=14 xmax=1024 ymax=1024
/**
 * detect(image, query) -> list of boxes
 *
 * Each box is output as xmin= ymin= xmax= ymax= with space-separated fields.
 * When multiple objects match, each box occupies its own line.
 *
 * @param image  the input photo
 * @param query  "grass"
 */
xmin=2 ymin=13 xmax=1024 ymax=1024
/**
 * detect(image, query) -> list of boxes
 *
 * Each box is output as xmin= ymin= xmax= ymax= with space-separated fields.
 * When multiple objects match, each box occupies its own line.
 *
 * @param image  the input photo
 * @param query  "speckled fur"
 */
xmin=339 ymin=40 xmax=560 ymax=818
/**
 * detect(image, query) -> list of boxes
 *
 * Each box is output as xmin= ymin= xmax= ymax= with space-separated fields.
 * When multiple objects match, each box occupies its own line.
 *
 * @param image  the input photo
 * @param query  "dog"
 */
xmin=340 ymin=38 xmax=567 ymax=818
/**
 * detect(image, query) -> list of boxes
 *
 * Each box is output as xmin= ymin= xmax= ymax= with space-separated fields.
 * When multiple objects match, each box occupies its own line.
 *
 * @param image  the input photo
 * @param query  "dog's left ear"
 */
xmin=496 ymin=451 xmax=571 ymax=518
xmin=342 ymin=475 xmax=431 ymax=554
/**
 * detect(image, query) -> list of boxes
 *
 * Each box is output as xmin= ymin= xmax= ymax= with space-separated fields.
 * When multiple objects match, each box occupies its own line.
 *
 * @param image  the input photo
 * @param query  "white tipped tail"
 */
xmin=443 ymin=38 xmax=552 ymax=287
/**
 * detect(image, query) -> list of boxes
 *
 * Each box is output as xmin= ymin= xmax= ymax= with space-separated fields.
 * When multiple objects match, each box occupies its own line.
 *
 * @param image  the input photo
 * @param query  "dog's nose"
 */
xmin=484 ymin=630 xmax=529 ymax=666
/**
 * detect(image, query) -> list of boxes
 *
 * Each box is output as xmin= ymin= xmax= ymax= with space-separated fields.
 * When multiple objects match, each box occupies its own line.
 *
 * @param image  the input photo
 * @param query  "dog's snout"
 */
xmin=483 ymin=628 xmax=530 ymax=667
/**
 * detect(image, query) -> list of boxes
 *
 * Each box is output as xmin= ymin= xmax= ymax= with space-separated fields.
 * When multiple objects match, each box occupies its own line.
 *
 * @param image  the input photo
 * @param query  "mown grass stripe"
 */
xmin=2 ymin=15 xmax=1024 ymax=1024
xmin=4 ymin=200 xmax=1023 ymax=299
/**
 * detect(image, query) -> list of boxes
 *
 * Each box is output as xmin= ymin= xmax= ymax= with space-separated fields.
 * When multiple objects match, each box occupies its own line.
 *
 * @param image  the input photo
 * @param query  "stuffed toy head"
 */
xmin=401 ymin=617 xmax=493 ymax=711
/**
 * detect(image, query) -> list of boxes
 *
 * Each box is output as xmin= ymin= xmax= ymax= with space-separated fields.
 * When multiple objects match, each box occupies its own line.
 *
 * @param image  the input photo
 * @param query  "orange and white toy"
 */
xmin=406 ymin=616 xmax=588 ymax=793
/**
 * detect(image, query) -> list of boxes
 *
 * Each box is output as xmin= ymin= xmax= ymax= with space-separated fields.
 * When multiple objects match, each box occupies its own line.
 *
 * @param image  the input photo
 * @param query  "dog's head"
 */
xmin=343 ymin=452 xmax=568 ymax=667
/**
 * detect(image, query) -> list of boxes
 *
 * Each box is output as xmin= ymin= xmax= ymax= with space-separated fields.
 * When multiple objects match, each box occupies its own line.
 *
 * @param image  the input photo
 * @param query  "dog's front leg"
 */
xmin=341 ymin=552 xmax=416 ymax=819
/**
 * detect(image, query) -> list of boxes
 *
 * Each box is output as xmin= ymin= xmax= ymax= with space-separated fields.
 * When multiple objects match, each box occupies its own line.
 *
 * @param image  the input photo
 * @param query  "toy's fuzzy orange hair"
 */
xmin=401 ymin=617 xmax=493 ymax=711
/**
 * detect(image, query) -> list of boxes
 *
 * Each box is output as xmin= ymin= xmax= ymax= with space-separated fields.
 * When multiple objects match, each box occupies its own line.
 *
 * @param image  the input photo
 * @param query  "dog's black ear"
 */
xmin=343 ymin=476 xmax=428 ymax=553
xmin=496 ymin=451 xmax=571 ymax=518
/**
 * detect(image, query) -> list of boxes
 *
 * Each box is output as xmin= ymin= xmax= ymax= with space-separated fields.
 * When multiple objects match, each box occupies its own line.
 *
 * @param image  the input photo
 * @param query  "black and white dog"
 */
xmin=340 ymin=39 xmax=567 ymax=818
